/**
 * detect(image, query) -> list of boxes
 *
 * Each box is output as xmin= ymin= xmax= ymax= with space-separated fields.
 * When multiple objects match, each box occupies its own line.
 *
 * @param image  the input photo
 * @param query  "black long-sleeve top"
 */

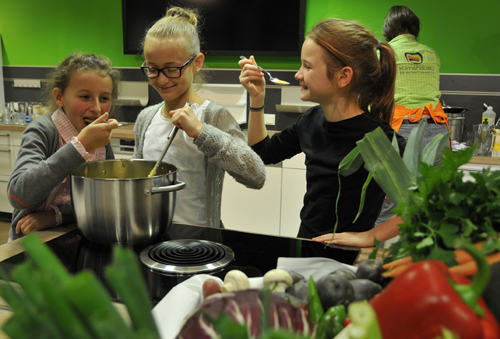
xmin=252 ymin=105 xmax=406 ymax=239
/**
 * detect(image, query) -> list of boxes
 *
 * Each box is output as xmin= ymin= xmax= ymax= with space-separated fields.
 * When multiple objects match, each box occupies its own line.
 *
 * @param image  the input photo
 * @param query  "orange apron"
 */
xmin=391 ymin=102 xmax=451 ymax=148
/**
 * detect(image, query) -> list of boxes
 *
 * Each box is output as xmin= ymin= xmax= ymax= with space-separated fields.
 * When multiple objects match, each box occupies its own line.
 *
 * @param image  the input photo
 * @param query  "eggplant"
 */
xmin=355 ymin=259 xmax=385 ymax=285
xmin=315 ymin=274 xmax=355 ymax=310
xmin=350 ymin=279 xmax=382 ymax=302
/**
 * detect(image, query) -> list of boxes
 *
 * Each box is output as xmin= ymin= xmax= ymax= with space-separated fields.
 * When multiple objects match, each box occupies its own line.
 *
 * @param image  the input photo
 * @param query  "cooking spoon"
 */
xmin=147 ymin=103 xmax=190 ymax=177
xmin=84 ymin=117 xmax=109 ymax=124
xmin=240 ymin=56 xmax=290 ymax=85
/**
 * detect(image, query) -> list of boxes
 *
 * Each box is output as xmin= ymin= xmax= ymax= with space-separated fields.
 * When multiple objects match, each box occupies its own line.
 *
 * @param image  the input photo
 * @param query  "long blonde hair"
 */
xmin=142 ymin=7 xmax=207 ymax=86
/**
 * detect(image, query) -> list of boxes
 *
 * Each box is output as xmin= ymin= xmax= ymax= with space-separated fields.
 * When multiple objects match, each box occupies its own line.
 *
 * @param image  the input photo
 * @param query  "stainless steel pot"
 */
xmin=443 ymin=104 xmax=468 ymax=142
xmin=71 ymin=159 xmax=185 ymax=245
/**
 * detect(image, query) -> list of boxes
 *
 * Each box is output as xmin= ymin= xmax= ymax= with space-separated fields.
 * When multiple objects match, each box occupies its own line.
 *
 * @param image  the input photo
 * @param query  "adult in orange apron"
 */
xmin=392 ymin=102 xmax=451 ymax=149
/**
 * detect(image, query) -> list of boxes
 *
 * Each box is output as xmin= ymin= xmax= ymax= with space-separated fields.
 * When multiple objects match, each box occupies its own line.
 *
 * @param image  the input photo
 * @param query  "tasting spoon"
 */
xmin=240 ymin=56 xmax=290 ymax=85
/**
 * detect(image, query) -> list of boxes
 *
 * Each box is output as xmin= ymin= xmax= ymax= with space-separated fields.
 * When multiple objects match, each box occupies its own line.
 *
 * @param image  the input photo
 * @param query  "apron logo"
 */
xmin=405 ymin=52 xmax=423 ymax=64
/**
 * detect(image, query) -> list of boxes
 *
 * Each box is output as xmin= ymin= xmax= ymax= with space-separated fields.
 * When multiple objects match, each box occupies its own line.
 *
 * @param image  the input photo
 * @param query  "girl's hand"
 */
xmin=16 ymin=211 xmax=56 ymax=234
xmin=238 ymin=56 xmax=266 ymax=102
xmin=169 ymin=105 xmax=203 ymax=138
xmin=312 ymin=232 xmax=375 ymax=248
xmin=78 ymin=113 xmax=119 ymax=152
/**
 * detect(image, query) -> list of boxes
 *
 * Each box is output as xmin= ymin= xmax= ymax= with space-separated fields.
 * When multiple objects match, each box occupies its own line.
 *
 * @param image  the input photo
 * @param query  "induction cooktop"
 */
xmin=0 ymin=223 xmax=360 ymax=303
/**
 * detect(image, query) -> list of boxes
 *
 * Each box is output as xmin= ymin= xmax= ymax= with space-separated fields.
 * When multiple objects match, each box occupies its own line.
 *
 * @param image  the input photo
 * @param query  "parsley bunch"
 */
xmin=390 ymin=146 xmax=500 ymax=266
xmin=340 ymin=121 xmax=500 ymax=266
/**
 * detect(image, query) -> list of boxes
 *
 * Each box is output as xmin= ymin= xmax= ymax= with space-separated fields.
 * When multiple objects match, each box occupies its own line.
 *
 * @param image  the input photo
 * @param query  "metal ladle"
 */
xmin=147 ymin=103 xmax=189 ymax=177
xmin=240 ymin=56 xmax=290 ymax=85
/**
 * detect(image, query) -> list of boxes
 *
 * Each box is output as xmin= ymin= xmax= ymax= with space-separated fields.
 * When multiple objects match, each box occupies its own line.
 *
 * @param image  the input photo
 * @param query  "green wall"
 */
xmin=1 ymin=0 xmax=499 ymax=74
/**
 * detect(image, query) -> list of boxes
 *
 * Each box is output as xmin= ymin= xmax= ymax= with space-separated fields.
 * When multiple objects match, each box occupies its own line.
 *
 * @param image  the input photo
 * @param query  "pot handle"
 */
xmin=144 ymin=181 xmax=186 ymax=196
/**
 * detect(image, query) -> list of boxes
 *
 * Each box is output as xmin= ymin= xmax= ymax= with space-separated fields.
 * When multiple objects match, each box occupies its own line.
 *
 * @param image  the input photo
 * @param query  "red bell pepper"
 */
xmin=369 ymin=243 xmax=500 ymax=339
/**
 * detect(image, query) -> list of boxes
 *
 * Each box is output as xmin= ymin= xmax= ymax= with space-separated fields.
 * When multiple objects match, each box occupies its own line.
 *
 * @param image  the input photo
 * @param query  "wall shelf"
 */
xmin=197 ymin=83 xmax=247 ymax=124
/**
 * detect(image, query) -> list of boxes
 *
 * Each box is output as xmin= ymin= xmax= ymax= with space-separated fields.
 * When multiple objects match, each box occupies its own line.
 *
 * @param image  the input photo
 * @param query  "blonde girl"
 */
xmin=133 ymin=7 xmax=265 ymax=239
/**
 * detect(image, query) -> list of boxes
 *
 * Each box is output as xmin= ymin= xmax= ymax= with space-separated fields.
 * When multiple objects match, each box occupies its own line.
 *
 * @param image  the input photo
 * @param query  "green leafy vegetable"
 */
xmin=341 ymin=121 xmax=500 ymax=266
xmin=0 ymin=234 xmax=161 ymax=339
xmin=390 ymin=147 xmax=500 ymax=265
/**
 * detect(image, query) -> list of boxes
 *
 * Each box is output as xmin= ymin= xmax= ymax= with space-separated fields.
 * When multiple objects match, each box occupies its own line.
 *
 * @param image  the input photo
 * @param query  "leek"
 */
xmin=105 ymin=246 xmax=160 ymax=338
xmin=0 ymin=234 xmax=161 ymax=338
xmin=340 ymin=121 xmax=451 ymax=213
xmin=63 ymin=271 xmax=136 ymax=339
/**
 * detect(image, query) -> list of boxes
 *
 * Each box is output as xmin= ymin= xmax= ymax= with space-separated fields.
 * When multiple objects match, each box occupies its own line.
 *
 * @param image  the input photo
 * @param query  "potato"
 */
xmin=355 ymin=259 xmax=385 ymax=285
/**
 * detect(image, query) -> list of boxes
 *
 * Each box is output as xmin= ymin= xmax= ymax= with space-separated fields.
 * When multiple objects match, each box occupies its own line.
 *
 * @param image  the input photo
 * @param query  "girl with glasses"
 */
xmin=134 ymin=7 xmax=266 ymax=239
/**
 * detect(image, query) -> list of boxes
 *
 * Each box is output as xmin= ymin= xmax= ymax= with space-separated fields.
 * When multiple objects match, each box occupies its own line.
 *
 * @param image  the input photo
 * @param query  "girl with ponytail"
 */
xmin=239 ymin=18 xmax=406 ymax=246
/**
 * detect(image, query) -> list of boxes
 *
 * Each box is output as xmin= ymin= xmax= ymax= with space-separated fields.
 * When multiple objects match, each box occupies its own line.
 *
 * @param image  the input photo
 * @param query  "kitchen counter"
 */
xmin=0 ymin=225 xmax=378 ymax=339
xmin=0 ymin=122 xmax=135 ymax=139
xmin=0 ymin=223 xmax=380 ymax=339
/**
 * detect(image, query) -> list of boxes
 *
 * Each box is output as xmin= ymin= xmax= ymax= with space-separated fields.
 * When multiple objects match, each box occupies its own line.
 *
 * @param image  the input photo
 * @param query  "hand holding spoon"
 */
xmin=147 ymin=103 xmax=190 ymax=177
xmin=240 ymin=56 xmax=290 ymax=85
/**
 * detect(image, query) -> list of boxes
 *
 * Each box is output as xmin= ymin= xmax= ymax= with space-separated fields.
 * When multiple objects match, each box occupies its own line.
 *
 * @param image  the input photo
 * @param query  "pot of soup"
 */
xmin=71 ymin=159 xmax=185 ymax=245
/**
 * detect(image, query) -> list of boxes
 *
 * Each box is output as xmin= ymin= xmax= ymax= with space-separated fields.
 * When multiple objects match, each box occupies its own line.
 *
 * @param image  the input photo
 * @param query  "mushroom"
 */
xmin=220 ymin=270 xmax=250 ymax=293
xmin=263 ymin=269 xmax=293 ymax=293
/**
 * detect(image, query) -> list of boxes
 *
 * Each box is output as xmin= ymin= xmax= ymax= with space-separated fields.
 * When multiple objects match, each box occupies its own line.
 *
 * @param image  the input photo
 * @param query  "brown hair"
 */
xmin=307 ymin=19 xmax=396 ymax=123
xmin=142 ymin=6 xmax=208 ymax=86
xmin=44 ymin=53 xmax=121 ymax=114
xmin=383 ymin=6 xmax=421 ymax=42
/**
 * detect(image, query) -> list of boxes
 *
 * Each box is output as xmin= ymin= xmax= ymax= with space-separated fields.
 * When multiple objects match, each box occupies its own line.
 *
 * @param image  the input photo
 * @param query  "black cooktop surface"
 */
xmin=0 ymin=223 xmax=360 ymax=303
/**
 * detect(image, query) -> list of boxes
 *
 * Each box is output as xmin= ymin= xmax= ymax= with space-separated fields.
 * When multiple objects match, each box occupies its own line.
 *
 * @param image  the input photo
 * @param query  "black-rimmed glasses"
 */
xmin=141 ymin=55 xmax=196 ymax=79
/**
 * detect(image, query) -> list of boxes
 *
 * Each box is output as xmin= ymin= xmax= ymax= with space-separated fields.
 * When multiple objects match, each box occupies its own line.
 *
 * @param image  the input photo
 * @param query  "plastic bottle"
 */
xmin=482 ymin=103 xmax=496 ymax=127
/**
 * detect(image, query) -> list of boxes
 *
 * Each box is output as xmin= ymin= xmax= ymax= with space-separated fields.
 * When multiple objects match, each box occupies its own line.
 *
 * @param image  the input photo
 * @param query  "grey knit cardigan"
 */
xmin=133 ymin=100 xmax=266 ymax=229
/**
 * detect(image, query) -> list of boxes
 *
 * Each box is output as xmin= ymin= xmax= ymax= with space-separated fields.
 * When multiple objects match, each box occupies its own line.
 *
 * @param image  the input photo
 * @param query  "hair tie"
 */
xmin=376 ymin=39 xmax=381 ymax=50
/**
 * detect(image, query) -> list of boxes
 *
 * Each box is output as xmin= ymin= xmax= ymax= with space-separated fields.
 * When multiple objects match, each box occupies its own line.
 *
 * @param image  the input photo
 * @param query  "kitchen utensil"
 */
xmin=71 ymin=159 xmax=186 ymax=245
xmin=473 ymin=124 xmax=496 ymax=156
xmin=83 ymin=117 xmax=110 ymax=124
xmin=148 ymin=126 xmax=178 ymax=177
xmin=148 ymin=102 xmax=189 ymax=177
xmin=1 ymin=103 xmax=9 ymax=124
xmin=442 ymin=102 xmax=468 ymax=143
xmin=10 ymin=102 xmax=27 ymax=125
xmin=240 ymin=56 xmax=290 ymax=85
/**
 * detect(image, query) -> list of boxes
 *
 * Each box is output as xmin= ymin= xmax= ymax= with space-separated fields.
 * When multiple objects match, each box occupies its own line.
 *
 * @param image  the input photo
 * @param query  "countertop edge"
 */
xmin=0 ymin=225 xmax=77 ymax=262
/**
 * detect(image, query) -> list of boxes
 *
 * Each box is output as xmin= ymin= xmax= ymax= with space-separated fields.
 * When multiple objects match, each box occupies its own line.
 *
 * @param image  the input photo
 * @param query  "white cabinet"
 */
xmin=221 ymin=165 xmax=282 ymax=235
xmin=280 ymin=153 xmax=306 ymax=237
xmin=0 ymin=130 xmax=23 ymax=213
xmin=221 ymin=153 xmax=307 ymax=237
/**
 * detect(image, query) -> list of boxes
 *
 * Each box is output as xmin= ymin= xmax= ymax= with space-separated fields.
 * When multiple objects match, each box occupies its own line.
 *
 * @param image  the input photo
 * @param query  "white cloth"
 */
xmin=152 ymin=257 xmax=356 ymax=339
xmin=143 ymin=101 xmax=209 ymax=226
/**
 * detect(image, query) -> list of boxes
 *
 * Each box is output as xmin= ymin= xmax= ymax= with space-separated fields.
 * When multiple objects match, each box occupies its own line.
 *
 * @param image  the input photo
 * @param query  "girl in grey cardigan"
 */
xmin=7 ymin=53 xmax=120 ymax=241
xmin=136 ymin=7 xmax=265 ymax=238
